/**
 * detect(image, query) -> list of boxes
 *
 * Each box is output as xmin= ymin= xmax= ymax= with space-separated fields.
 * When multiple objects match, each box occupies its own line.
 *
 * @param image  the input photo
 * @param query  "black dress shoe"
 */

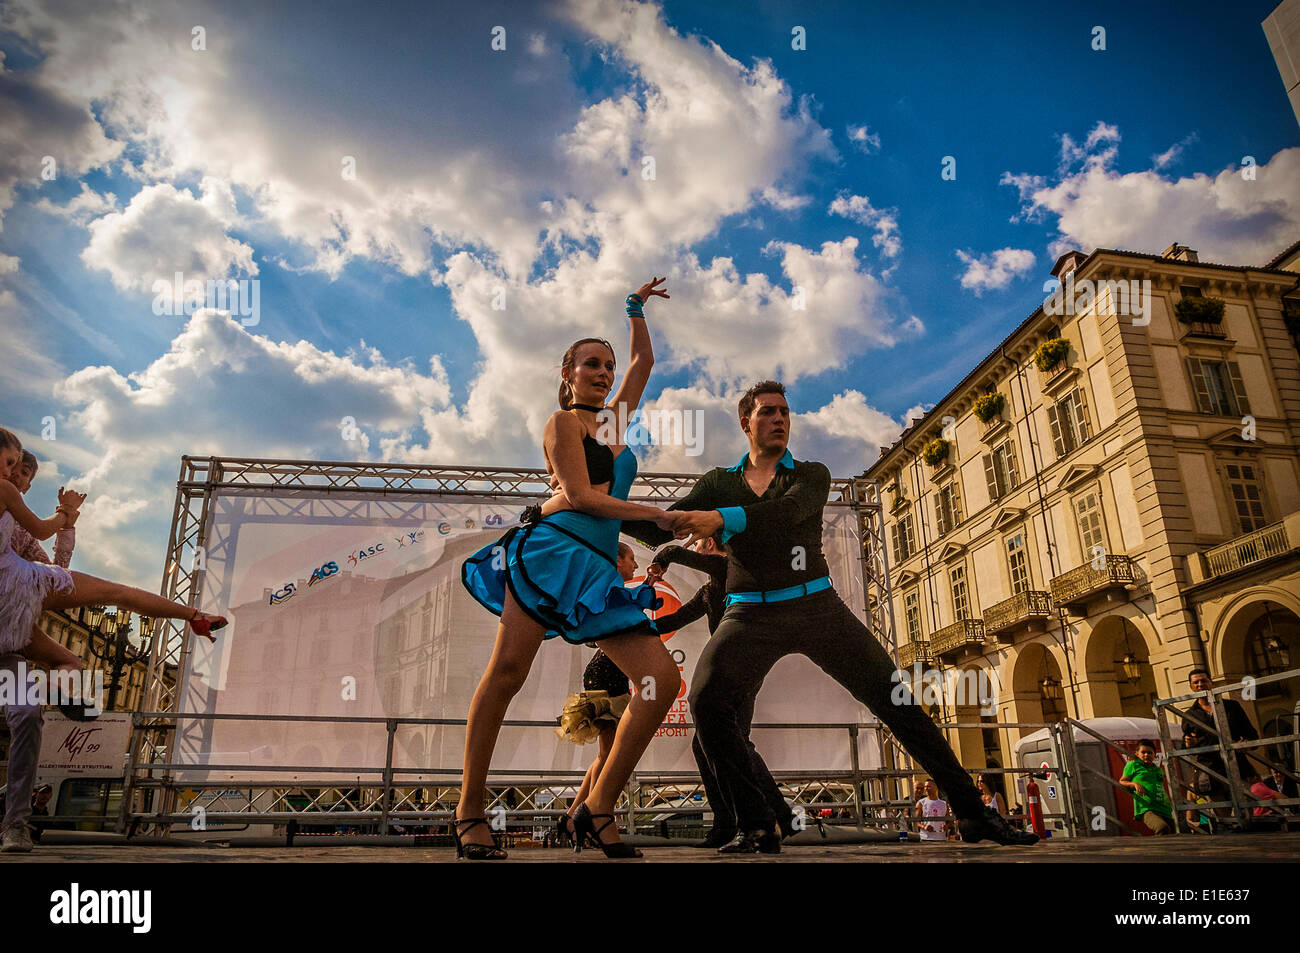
xmin=695 ymin=827 xmax=738 ymax=849
xmin=957 ymin=806 xmax=1040 ymax=846
xmin=718 ymin=828 xmax=781 ymax=854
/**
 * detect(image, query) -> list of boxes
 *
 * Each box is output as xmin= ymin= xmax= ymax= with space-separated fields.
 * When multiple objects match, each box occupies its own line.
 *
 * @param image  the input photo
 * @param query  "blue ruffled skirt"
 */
xmin=461 ymin=510 xmax=662 ymax=644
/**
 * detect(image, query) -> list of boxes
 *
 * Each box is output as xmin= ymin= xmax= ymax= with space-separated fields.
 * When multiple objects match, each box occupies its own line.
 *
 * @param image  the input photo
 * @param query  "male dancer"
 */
xmin=628 ymin=381 xmax=1037 ymax=852
xmin=645 ymin=539 xmax=797 ymax=847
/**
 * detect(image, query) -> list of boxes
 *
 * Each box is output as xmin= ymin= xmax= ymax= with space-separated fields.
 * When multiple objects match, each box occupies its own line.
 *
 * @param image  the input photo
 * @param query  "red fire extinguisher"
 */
xmin=1026 ymin=776 xmax=1047 ymax=838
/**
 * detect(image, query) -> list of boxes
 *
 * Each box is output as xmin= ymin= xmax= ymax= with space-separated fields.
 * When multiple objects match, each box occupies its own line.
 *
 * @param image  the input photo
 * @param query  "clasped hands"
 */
xmin=543 ymin=471 xmax=722 ymax=546
xmin=655 ymin=508 xmax=723 ymax=549
xmin=56 ymin=486 xmax=86 ymax=527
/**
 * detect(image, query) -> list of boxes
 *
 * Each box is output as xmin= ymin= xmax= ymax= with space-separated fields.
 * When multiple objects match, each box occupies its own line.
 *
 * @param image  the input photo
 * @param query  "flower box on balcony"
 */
xmin=1034 ymin=338 xmax=1071 ymax=374
xmin=922 ymin=437 xmax=950 ymax=468
xmin=972 ymin=393 xmax=1005 ymax=424
xmin=1173 ymin=296 xmax=1225 ymax=326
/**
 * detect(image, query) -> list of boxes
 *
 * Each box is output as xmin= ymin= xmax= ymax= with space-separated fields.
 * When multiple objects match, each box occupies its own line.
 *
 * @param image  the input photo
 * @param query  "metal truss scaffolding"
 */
xmin=129 ymin=456 xmax=894 ymax=833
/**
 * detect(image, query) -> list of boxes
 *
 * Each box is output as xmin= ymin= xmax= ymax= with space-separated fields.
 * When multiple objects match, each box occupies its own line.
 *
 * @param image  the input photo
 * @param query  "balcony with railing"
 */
xmin=929 ymin=619 xmax=987 ymax=660
xmin=982 ymin=590 xmax=1053 ymax=640
xmin=897 ymin=640 xmax=932 ymax=668
xmin=1180 ymin=320 xmax=1228 ymax=339
xmin=1204 ymin=520 xmax=1294 ymax=578
xmin=1050 ymin=554 xmax=1135 ymax=612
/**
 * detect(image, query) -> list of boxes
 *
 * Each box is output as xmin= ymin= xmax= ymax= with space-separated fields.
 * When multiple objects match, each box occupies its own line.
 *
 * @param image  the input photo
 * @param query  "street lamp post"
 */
xmin=82 ymin=608 xmax=150 ymax=711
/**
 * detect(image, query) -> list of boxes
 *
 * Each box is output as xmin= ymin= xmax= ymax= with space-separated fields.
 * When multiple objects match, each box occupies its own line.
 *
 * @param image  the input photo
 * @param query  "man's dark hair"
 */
xmin=738 ymin=380 xmax=786 ymax=423
xmin=1188 ymin=668 xmax=1211 ymax=682
xmin=1136 ymin=739 xmax=1156 ymax=750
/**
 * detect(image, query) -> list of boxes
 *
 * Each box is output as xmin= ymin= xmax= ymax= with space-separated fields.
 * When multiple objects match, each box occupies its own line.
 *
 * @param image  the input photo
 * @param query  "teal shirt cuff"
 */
xmin=718 ymin=507 xmax=747 ymax=545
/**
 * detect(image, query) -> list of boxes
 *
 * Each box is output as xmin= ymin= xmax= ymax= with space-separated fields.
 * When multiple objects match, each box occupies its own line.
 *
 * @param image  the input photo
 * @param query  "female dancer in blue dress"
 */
xmin=457 ymin=278 xmax=684 ymax=858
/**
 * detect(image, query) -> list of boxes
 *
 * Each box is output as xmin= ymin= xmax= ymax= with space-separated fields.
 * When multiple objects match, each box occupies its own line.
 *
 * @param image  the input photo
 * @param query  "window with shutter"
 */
xmin=1073 ymin=489 xmax=1108 ymax=554
xmin=1047 ymin=404 xmax=1066 ymax=458
xmin=950 ymin=564 xmax=969 ymax=621
xmin=1226 ymin=361 xmax=1250 ymax=416
xmin=1187 ymin=358 xmax=1213 ymax=414
xmin=1224 ymin=463 xmax=1267 ymax=533
xmin=983 ymin=453 xmax=999 ymax=501
xmin=1004 ymin=440 xmax=1020 ymax=489
xmin=1006 ymin=533 xmax=1029 ymax=595
xmin=891 ymin=523 xmax=902 ymax=564
xmin=905 ymin=589 xmax=921 ymax=642
xmin=935 ymin=493 xmax=949 ymax=537
xmin=1075 ymin=387 xmax=1092 ymax=441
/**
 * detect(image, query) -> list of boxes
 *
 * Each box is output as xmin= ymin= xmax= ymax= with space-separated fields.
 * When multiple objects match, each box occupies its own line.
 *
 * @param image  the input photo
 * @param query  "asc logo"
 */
xmin=307 ymin=560 xmax=340 ymax=587
xmin=347 ymin=543 xmax=385 ymax=567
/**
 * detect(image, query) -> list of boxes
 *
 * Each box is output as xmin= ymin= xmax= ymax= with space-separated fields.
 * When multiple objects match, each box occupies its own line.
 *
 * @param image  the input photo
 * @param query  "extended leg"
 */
xmin=44 ymin=571 xmax=221 ymax=626
xmin=799 ymin=595 xmax=984 ymax=821
xmin=456 ymin=591 xmax=546 ymax=848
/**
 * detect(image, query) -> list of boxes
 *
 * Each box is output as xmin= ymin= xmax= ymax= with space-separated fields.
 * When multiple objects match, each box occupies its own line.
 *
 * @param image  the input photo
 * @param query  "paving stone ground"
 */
xmin=4 ymin=831 xmax=1297 ymax=863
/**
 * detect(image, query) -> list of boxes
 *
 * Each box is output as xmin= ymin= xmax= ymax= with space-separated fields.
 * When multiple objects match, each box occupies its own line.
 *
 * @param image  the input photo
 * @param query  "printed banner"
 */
xmin=176 ymin=490 xmax=880 ymax=781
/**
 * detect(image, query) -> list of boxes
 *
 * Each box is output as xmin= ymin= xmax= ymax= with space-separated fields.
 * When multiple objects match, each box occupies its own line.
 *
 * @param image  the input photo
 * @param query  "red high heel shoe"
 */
xmin=189 ymin=609 xmax=228 ymax=641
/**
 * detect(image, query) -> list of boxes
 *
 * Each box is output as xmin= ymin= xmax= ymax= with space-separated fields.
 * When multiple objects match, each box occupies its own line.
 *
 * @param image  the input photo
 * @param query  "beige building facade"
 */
xmin=863 ymin=240 xmax=1300 ymax=773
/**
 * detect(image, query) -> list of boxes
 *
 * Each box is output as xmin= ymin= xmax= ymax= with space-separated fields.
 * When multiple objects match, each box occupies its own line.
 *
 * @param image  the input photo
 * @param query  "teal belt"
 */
xmin=725 ymin=575 xmax=832 ymax=606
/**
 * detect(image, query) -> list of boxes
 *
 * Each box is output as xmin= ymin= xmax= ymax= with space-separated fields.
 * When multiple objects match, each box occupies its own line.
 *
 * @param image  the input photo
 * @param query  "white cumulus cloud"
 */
xmin=955 ymin=247 xmax=1037 ymax=294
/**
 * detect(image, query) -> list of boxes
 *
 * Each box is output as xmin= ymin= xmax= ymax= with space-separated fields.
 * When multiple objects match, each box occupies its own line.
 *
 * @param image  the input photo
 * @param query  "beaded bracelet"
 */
xmin=625 ymin=293 xmax=644 ymax=319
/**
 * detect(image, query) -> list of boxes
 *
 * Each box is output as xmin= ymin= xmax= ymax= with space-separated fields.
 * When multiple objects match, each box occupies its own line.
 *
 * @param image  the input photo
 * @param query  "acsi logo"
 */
xmin=485 ymin=514 xmax=504 ymax=527
xmin=307 ymin=560 xmax=340 ymax=587
xmin=269 ymin=582 xmax=297 ymax=605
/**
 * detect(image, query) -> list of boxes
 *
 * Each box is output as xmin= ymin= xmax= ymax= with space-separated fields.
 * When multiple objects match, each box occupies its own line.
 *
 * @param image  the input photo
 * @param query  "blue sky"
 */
xmin=2 ymin=0 xmax=1298 ymax=586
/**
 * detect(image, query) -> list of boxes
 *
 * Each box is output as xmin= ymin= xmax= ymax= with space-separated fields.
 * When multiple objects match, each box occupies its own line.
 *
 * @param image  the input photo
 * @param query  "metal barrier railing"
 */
xmin=1153 ymin=668 xmax=1300 ymax=833
xmin=907 ymin=720 xmax=1078 ymax=836
xmin=119 ymin=711 xmax=1072 ymax=839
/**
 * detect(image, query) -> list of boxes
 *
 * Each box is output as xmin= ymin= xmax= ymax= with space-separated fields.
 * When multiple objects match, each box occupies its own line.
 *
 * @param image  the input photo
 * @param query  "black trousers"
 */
xmin=689 ymin=588 xmax=985 ymax=830
xmin=692 ymin=690 xmax=793 ymax=834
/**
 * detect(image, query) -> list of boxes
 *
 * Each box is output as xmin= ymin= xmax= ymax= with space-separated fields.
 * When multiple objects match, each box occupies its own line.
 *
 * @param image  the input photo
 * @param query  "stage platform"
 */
xmin=6 ymin=831 xmax=1297 ymax=863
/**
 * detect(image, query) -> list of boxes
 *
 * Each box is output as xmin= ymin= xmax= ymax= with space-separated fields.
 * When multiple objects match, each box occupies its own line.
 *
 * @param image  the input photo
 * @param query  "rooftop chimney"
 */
xmin=1162 ymin=243 xmax=1198 ymax=262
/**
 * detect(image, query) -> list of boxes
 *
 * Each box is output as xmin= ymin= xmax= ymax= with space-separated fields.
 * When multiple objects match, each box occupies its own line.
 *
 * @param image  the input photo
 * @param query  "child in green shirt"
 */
xmin=1118 ymin=740 xmax=1174 ymax=835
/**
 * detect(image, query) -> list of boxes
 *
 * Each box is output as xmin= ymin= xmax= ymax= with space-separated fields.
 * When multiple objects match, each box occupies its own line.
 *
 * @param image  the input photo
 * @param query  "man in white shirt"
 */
xmin=916 ymin=779 xmax=952 ymax=841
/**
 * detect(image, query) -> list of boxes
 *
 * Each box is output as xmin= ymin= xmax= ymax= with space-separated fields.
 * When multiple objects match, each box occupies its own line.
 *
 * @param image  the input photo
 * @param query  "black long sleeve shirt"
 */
xmin=624 ymin=450 xmax=832 ymax=595
xmin=649 ymin=546 xmax=727 ymax=633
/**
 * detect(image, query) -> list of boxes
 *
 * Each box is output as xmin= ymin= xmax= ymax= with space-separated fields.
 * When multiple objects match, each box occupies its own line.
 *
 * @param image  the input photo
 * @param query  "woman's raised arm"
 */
xmin=0 ymin=480 xmax=73 ymax=542
xmin=607 ymin=277 xmax=668 ymax=417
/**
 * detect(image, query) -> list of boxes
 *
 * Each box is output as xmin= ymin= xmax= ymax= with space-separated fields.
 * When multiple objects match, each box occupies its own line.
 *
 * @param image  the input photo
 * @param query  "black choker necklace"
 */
xmin=572 ymin=403 xmax=605 ymax=413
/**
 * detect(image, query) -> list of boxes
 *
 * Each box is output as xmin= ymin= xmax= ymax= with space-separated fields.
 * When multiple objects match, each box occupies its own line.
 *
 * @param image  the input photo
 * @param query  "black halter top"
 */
xmin=582 ymin=434 xmax=615 ymax=485
xmin=573 ymin=404 xmax=615 ymax=484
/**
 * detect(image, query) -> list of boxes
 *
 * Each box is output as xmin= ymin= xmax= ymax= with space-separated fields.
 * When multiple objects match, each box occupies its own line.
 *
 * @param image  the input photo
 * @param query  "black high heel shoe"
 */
xmin=555 ymin=813 xmax=576 ymax=848
xmin=572 ymin=804 xmax=642 ymax=858
xmin=453 ymin=816 xmax=507 ymax=860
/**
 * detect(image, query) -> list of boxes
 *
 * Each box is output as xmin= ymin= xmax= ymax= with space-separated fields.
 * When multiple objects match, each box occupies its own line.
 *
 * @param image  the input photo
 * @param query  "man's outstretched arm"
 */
xmin=621 ymin=469 xmax=719 ymax=547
